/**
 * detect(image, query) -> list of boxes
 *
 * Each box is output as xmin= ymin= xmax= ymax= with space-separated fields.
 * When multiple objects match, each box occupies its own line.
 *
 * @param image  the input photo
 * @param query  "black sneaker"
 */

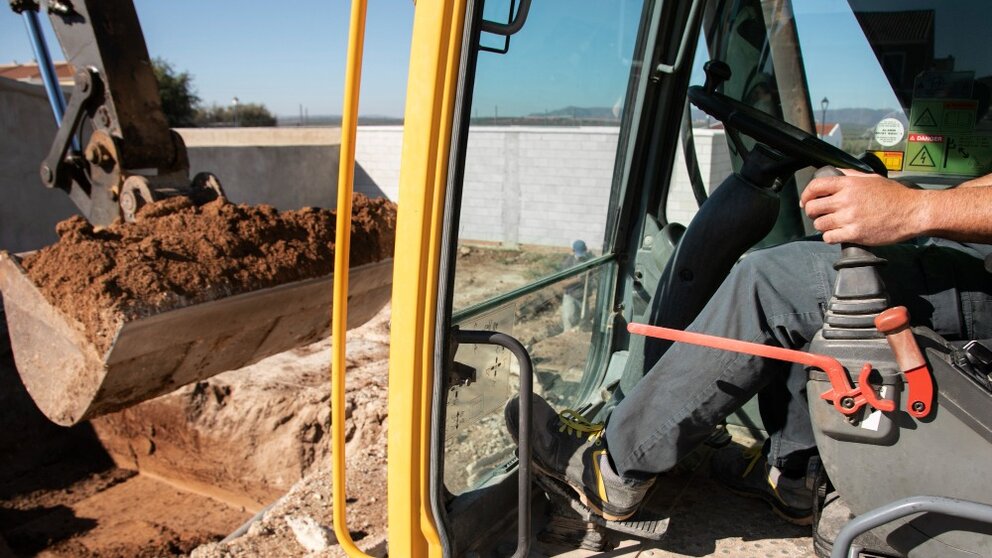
xmin=710 ymin=443 xmax=814 ymax=526
xmin=504 ymin=394 xmax=654 ymax=521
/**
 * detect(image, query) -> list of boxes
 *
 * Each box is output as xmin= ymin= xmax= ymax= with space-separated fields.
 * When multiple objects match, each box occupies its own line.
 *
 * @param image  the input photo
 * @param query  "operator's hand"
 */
xmin=800 ymin=169 xmax=924 ymax=245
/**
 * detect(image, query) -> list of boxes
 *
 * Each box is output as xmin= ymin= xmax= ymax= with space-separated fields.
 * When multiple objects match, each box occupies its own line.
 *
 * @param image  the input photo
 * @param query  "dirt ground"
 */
xmin=0 ymin=304 xmax=391 ymax=558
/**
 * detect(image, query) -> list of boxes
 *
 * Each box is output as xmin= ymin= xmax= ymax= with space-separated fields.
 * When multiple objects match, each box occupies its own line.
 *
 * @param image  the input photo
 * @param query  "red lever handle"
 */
xmin=627 ymin=322 xmax=894 ymax=416
xmin=875 ymin=306 xmax=933 ymax=418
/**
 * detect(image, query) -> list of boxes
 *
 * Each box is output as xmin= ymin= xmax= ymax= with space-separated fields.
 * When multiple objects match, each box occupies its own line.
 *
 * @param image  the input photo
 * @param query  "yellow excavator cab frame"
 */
xmin=381 ymin=0 xmax=468 ymax=555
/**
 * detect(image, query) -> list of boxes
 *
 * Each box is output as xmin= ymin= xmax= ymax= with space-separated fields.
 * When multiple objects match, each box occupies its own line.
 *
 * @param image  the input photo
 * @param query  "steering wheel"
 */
xmin=688 ymin=61 xmax=875 ymax=175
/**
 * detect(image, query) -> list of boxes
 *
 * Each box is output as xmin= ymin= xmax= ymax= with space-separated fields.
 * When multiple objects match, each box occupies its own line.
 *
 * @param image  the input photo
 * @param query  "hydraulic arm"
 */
xmin=9 ymin=0 xmax=222 ymax=226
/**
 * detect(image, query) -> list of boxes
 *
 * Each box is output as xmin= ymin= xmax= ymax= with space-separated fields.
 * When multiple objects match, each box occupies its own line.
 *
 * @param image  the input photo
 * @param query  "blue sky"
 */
xmin=3 ymin=1 xmax=987 ymax=120
xmin=1 ymin=1 xmax=643 ymax=120
xmin=1 ymin=1 xmax=415 ymax=117
xmin=472 ymin=0 xmax=643 ymax=118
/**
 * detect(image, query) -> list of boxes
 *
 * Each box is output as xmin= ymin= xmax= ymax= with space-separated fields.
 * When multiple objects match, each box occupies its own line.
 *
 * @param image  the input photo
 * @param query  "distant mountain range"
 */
xmin=277 ymin=105 xmax=900 ymax=129
xmin=531 ymin=105 xmax=900 ymax=128
xmin=532 ymin=106 xmax=618 ymax=119
xmin=823 ymin=108 xmax=901 ymax=127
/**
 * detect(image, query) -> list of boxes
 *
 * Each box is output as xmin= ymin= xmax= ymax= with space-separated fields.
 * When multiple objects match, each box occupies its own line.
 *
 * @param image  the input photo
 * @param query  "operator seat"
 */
xmin=616 ymin=144 xmax=786 ymax=400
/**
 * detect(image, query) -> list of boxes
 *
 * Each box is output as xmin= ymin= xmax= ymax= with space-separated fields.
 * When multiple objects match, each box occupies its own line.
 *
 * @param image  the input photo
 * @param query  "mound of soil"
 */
xmin=98 ymin=307 xmax=393 ymax=558
xmin=19 ymin=194 xmax=395 ymax=352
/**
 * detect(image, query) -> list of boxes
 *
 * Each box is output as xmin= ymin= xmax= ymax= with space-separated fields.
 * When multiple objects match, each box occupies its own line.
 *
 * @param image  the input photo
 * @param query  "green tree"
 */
xmin=196 ymin=103 xmax=277 ymax=127
xmin=152 ymin=58 xmax=200 ymax=128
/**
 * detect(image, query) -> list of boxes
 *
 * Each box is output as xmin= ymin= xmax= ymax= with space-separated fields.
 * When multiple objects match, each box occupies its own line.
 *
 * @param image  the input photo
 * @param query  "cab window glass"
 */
xmin=455 ymin=1 xmax=643 ymax=311
xmin=444 ymin=0 xmax=645 ymax=495
xmin=798 ymin=0 xmax=992 ymax=181
xmin=668 ymin=0 xmax=992 ymax=230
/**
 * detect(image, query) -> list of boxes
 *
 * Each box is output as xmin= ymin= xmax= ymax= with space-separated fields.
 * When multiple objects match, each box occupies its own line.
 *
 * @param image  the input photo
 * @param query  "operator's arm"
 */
xmin=800 ymin=171 xmax=992 ymax=245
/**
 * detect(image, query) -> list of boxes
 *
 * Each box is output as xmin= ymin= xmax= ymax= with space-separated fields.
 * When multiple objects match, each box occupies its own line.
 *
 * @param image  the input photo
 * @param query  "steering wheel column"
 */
xmin=622 ymin=64 xmax=859 ymax=389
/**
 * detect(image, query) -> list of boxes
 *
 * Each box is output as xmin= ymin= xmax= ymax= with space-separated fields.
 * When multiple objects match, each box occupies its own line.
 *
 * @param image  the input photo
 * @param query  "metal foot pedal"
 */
xmin=539 ymin=498 xmax=613 ymax=552
xmin=534 ymin=472 xmax=670 ymax=541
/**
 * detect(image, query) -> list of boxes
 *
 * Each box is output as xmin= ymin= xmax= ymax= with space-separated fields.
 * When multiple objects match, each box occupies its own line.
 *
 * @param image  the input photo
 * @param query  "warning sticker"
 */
xmin=913 ymin=70 xmax=974 ymax=100
xmin=912 ymin=106 xmax=938 ymax=128
xmin=909 ymin=99 xmax=977 ymax=133
xmin=906 ymin=132 xmax=992 ymax=176
xmin=907 ymin=144 xmax=937 ymax=168
xmin=908 ymin=133 xmax=943 ymax=143
xmin=868 ymin=150 xmax=904 ymax=172
xmin=873 ymin=118 xmax=905 ymax=147
xmin=906 ymin=97 xmax=992 ymax=177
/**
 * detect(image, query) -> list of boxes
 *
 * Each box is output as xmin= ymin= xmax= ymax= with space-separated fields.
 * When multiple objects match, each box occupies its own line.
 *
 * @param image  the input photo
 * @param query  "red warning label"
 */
xmin=908 ymin=133 xmax=945 ymax=143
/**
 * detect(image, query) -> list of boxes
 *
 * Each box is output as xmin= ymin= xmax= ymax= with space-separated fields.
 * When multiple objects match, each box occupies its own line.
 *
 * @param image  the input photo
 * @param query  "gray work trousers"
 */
xmin=606 ymin=238 xmax=992 ymax=478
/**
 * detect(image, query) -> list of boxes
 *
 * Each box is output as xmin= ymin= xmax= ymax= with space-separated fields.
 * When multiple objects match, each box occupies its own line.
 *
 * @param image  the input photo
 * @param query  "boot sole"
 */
xmin=530 ymin=460 xmax=637 ymax=521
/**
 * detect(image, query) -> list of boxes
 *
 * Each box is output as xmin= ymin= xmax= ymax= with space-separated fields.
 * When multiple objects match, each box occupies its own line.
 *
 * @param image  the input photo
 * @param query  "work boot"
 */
xmin=504 ymin=395 xmax=654 ymax=521
xmin=710 ymin=443 xmax=814 ymax=526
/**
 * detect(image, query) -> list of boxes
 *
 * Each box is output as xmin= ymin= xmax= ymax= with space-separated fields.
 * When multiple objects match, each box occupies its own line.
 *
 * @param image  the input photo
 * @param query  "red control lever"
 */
xmin=627 ymin=323 xmax=895 ymax=416
xmin=874 ymin=306 xmax=933 ymax=419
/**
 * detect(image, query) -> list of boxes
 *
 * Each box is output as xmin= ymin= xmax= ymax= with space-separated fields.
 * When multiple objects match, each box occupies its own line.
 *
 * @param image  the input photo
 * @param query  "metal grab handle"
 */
xmin=479 ymin=0 xmax=532 ymax=37
xmin=655 ymin=0 xmax=705 ymax=74
xmin=331 ymin=1 xmax=373 ymax=556
xmin=831 ymin=496 xmax=992 ymax=558
xmin=453 ymin=330 xmax=534 ymax=558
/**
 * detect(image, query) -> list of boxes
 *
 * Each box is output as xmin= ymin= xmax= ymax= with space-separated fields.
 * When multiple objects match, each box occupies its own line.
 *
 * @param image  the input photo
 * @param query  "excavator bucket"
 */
xmin=0 ymin=251 xmax=392 ymax=426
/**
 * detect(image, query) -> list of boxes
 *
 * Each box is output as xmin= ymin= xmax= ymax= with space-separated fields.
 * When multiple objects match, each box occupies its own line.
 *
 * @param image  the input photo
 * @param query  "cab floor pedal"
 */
xmin=534 ymin=473 xmax=670 ymax=541
xmin=539 ymin=499 xmax=613 ymax=552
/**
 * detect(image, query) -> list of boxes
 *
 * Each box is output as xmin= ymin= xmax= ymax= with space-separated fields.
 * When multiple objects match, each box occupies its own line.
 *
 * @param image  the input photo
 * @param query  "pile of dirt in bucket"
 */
xmin=19 ymin=193 xmax=395 ymax=353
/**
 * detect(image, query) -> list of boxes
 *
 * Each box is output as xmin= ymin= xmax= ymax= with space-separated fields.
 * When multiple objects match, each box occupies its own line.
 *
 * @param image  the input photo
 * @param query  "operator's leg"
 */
xmin=502 ymin=239 xmax=831 ymax=521
xmin=606 ymin=240 xmax=837 ymax=477
xmin=606 ymin=239 xmax=992 ymax=478
xmin=764 ymin=240 xmax=992 ymax=473
xmin=505 ymin=239 xmax=992 ymax=521
xmin=758 ymin=363 xmax=817 ymax=476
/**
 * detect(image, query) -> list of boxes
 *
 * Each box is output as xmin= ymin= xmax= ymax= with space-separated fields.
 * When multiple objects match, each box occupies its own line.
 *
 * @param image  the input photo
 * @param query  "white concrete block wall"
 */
xmin=4 ymin=81 xmax=728 ymax=254
xmin=1 ymin=78 xmax=78 ymax=252
xmin=462 ymin=127 xmax=619 ymax=250
xmin=355 ymin=126 xmax=403 ymax=202
xmin=354 ymin=125 xmax=731 ymax=249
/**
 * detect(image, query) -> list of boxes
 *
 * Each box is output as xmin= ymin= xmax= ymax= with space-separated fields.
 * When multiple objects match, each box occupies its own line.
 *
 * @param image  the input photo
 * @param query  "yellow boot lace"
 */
xmin=741 ymin=445 xmax=764 ymax=478
xmin=557 ymin=408 xmax=605 ymax=445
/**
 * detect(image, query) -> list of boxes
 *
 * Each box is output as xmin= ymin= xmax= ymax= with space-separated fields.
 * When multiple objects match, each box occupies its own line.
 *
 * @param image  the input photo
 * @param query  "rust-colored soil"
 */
xmin=6 ymin=473 xmax=249 ymax=558
xmin=20 ymin=194 xmax=395 ymax=352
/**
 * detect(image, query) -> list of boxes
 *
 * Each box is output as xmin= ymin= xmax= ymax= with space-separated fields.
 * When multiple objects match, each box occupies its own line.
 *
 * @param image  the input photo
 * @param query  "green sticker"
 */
xmin=909 ymin=99 xmax=977 ymax=133
xmin=906 ymin=131 xmax=992 ymax=176
xmin=906 ymin=97 xmax=990 ymax=176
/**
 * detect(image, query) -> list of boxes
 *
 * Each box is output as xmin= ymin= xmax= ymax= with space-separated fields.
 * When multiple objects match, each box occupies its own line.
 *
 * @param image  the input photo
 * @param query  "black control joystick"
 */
xmin=811 ymin=167 xmax=890 ymax=339
xmin=702 ymin=60 xmax=731 ymax=94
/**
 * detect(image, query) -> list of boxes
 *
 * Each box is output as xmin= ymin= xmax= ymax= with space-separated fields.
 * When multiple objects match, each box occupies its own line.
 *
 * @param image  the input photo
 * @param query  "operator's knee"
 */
xmin=723 ymin=241 xmax=836 ymax=319
xmin=727 ymin=244 xmax=796 ymax=293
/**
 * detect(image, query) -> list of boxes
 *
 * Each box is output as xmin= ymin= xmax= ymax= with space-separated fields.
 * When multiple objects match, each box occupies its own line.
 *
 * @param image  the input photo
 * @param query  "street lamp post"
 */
xmin=820 ymin=97 xmax=829 ymax=139
xmin=232 ymin=96 xmax=240 ymax=127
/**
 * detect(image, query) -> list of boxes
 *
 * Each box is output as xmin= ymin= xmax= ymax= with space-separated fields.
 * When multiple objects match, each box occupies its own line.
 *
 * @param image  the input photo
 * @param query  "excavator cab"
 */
xmin=390 ymin=0 xmax=992 ymax=555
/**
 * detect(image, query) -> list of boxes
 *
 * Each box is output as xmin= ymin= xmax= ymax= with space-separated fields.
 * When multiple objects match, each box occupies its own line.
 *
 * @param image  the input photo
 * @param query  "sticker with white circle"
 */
xmin=874 ymin=118 xmax=905 ymax=147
